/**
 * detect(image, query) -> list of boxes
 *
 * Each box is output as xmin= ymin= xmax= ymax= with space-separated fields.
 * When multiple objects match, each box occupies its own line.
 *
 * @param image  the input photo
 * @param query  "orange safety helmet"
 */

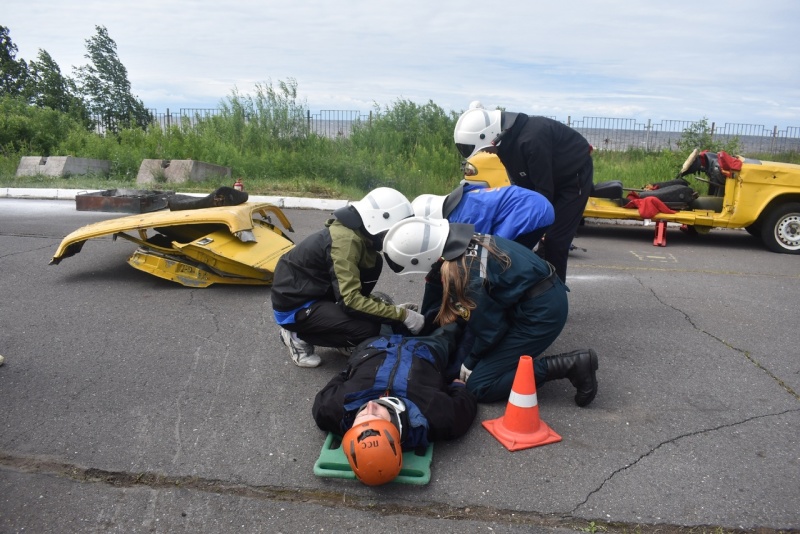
xmin=342 ymin=419 xmax=403 ymax=486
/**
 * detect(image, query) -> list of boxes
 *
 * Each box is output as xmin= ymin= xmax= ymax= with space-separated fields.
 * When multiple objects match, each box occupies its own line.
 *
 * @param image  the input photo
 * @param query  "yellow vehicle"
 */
xmin=585 ymin=149 xmax=800 ymax=254
xmin=466 ymin=150 xmax=800 ymax=254
xmin=50 ymin=199 xmax=295 ymax=287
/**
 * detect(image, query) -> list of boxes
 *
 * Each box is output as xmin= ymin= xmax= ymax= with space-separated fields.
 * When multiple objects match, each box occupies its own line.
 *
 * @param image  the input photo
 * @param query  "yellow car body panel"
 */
xmin=50 ymin=202 xmax=296 ymax=286
xmin=173 ymin=221 xmax=294 ymax=279
xmin=583 ymin=196 xmax=723 ymax=226
xmin=462 ymin=152 xmax=511 ymax=188
xmin=127 ymin=249 xmax=274 ymax=288
xmin=50 ymin=202 xmax=292 ymax=263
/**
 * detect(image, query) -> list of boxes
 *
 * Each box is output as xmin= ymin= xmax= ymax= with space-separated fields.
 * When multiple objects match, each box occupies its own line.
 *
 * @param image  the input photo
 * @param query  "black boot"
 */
xmin=541 ymin=349 xmax=598 ymax=407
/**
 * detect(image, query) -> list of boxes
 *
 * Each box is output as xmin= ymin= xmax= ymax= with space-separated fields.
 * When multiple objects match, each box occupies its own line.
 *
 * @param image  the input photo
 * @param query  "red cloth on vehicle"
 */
xmin=717 ymin=151 xmax=743 ymax=173
xmin=623 ymin=194 xmax=677 ymax=218
xmin=701 ymin=150 xmax=743 ymax=175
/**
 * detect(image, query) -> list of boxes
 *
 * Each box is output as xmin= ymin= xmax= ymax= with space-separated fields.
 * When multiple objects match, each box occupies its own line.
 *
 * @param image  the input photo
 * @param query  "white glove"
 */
xmin=402 ymin=309 xmax=425 ymax=334
xmin=398 ymin=302 xmax=419 ymax=312
xmin=459 ymin=364 xmax=473 ymax=382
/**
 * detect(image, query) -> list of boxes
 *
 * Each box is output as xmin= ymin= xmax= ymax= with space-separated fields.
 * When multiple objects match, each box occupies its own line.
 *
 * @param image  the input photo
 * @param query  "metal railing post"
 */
xmin=771 ymin=125 xmax=777 ymax=153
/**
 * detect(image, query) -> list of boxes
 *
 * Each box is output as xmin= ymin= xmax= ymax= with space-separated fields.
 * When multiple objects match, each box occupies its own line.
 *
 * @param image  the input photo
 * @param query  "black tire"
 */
xmin=744 ymin=222 xmax=762 ymax=237
xmin=759 ymin=202 xmax=800 ymax=254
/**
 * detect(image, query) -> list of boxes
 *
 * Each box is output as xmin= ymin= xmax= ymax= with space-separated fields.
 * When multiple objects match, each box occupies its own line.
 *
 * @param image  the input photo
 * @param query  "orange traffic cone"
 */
xmin=482 ymin=355 xmax=562 ymax=451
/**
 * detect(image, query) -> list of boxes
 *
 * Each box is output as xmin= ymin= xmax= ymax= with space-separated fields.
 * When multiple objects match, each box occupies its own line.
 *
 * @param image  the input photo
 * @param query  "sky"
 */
xmin=4 ymin=0 xmax=800 ymax=129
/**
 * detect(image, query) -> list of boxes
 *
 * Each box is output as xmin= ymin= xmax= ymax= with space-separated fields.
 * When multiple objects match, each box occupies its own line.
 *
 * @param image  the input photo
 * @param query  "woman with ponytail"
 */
xmin=383 ymin=217 xmax=598 ymax=406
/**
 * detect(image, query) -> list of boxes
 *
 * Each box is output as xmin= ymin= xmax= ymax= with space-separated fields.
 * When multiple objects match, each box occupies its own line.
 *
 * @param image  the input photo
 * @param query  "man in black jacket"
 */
xmin=454 ymin=102 xmax=593 ymax=282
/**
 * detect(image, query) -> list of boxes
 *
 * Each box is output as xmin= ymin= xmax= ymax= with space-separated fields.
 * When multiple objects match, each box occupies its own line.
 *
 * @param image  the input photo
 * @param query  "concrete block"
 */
xmin=136 ymin=159 xmax=231 ymax=185
xmin=16 ymin=156 xmax=110 ymax=177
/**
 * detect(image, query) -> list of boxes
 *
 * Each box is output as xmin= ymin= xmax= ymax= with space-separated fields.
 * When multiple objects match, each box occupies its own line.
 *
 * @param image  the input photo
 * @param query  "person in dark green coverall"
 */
xmin=382 ymin=216 xmax=598 ymax=405
xmin=271 ymin=188 xmax=424 ymax=368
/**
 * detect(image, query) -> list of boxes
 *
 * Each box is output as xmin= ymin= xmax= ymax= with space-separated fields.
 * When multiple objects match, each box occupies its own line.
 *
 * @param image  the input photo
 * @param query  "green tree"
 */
xmin=74 ymin=25 xmax=151 ymax=132
xmin=0 ymin=25 xmax=30 ymax=97
xmin=0 ymin=95 xmax=86 ymax=155
xmin=28 ymin=49 xmax=90 ymax=126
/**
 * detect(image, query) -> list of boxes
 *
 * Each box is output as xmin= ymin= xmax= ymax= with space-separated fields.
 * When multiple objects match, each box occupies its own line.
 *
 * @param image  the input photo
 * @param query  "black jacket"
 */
xmin=496 ymin=113 xmax=592 ymax=202
xmin=312 ymin=324 xmax=478 ymax=449
xmin=270 ymin=219 xmax=404 ymax=322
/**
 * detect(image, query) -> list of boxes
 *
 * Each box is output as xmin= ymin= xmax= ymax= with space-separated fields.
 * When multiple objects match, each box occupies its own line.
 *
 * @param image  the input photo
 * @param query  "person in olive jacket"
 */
xmin=271 ymin=187 xmax=423 ymax=368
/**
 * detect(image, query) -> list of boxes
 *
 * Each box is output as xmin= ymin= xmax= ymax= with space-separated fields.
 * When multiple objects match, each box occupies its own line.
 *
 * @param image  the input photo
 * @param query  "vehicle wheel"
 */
xmin=760 ymin=202 xmax=800 ymax=254
xmin=744 ymin=222 xmax=761 ymax=237
xmin=693 ymin=225 xmax=711 ymax=235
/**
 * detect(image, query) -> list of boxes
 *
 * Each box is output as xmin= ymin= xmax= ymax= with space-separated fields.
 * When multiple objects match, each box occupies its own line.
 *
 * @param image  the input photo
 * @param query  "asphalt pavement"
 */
xmin=1 ymin=190 xmax=798 ymax=533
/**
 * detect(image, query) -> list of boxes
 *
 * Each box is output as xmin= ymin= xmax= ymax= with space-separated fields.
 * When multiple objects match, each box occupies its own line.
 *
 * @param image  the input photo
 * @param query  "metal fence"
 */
xmin=565 ymin=117 xmax=800 ymax=154
xmin=140 ymin=109 xmax=800 ymax=155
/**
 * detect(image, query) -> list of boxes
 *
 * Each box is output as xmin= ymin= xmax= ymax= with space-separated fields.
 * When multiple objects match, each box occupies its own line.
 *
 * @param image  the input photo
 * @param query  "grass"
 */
xmin=3 ymin=92 xmax=799 ymax=200
xmin=6 ymin=150 xmax=797 ymax=201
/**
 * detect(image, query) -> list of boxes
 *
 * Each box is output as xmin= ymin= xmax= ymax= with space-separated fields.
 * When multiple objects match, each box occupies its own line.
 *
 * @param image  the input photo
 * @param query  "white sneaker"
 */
xmin=279 ymin=328 xmax=321 ymax=368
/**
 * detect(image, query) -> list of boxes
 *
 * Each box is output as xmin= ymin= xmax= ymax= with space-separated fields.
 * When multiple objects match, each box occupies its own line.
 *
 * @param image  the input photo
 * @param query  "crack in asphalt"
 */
xmin=569 ymin=279 xmax=800 ymax=521
xmin=0 ymin=451 xmax=784 ymax=533
xmin=570 ymin=407 xmax=799 ymax=518
xmin=0 ymin=242 xmax=60 ymax=259
xmin=0 ymin=232 xmax=65 ymax=239
xmin=646 ymin=283 xmax=799 ymax=400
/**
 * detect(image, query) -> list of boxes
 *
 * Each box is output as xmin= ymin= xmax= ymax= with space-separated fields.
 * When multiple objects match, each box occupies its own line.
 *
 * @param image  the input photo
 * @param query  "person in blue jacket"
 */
xmin=412 ymin=183 xmax=554 ymax=249
xmin=382 ymin=216 xmax=598 ymax=405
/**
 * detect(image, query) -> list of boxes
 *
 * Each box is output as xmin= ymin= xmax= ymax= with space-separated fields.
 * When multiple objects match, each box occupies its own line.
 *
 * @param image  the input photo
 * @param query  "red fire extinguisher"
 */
xmin=233 ymin=178 xmax=244 ymax=191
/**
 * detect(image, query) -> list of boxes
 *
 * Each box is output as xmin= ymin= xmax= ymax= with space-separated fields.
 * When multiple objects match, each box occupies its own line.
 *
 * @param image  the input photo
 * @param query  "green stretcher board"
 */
xmin=313 ymin=432 xmax=434 ymax=485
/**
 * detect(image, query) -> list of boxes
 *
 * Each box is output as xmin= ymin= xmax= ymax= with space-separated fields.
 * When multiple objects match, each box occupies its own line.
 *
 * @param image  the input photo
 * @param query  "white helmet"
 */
xmin=411 ymin=186 xmax=465 ymax=219
xmin=454 ymin=105 xmax=503 ymax=159
xmin=411 ymin=194 xmax=446 ymax=219
xmin=383 ymin=217 xmax=474 ymax=275
xmin=349 ymin=187 xmax=413 ymax=235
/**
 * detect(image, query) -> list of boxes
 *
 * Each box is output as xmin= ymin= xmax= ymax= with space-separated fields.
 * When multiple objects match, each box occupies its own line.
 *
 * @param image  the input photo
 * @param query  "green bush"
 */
xmin=0 ymin=95 xmax=86 ymax=155
xmin=677 ymin=117 xmax=741 ymax=155
xmin=1 ymin=89 xmax=797 ymax=199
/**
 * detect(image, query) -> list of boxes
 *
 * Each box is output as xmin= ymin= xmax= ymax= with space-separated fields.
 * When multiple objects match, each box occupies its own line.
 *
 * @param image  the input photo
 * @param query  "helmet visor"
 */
xmin=456 ymin=143 xmax=476 ymax=159
xmin=384 ymin=252 xmax=406 ymax=274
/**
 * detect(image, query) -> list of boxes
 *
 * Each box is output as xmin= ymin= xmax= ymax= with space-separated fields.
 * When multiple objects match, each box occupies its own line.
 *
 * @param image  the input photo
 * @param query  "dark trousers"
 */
xmin=515 ymin=227 xmax=548 ymax=250
xmin=282 ymin=259 xmax=384 ymax=348
xmin=465 ymin=280 xmax=569 ymax=403
xmin=542 ymin=158 xmax=593 ymax=282
xmin=287 ymin=301 xmax=383 ymax=348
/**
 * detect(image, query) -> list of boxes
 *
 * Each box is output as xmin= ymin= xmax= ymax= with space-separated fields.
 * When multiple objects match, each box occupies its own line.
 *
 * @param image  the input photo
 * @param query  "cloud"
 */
xmin=4 ymin=0 xmax=800 ymax=127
